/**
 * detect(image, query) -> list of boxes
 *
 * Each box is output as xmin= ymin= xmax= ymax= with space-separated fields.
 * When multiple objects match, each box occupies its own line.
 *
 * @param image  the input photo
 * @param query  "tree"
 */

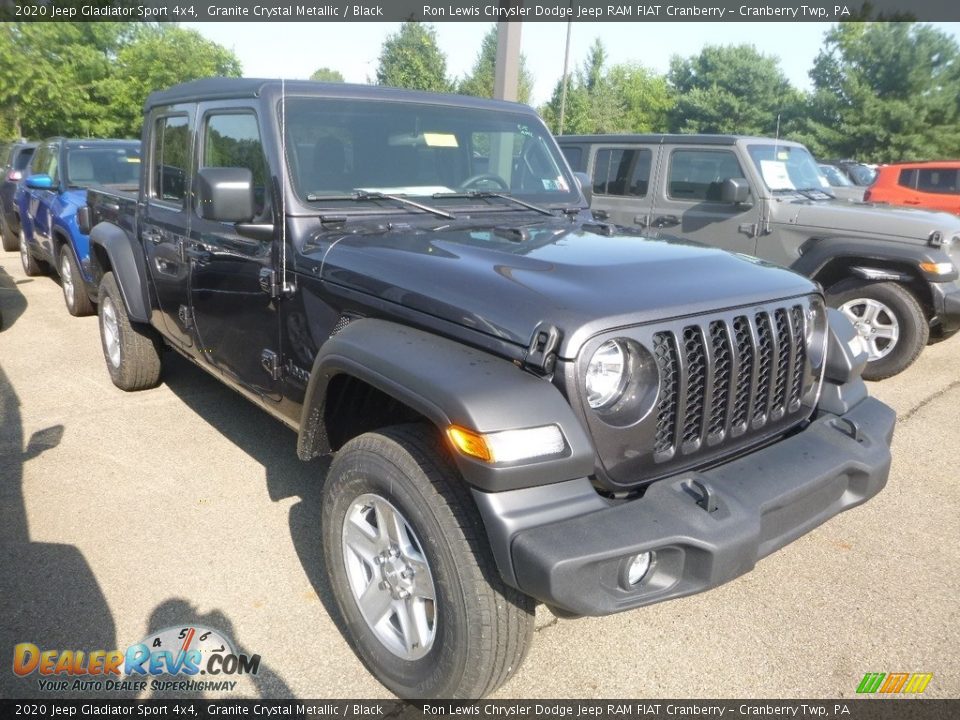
xmin=310 ymin=67 xmax=345 ymax=82
xmin=540 ymin=39 xmax=671 ymax=135
xmin=667 ymin=44 xmax=802 ymax=137
xmin=457 ymin=26 xmax=533 ymax=104
xmin=99 ymin=25 xmax=242 ymax=137
xmin=375 ymin=22 xmax=451 ymax=93
xmin=801 ymin=22 xmax=960 ymax=162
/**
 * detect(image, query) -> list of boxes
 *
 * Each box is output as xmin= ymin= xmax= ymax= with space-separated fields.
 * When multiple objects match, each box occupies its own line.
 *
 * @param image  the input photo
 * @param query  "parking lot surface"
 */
xmin=1 ymin=249 xmax=958 ymax=699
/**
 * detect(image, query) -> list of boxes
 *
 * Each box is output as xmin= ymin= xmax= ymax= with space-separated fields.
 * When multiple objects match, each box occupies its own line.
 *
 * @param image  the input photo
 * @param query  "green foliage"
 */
xmin=0 ymin=22 xmax=240 ymax=142
xmin=540 ymin=39 xmax=672 ymax=135
xmin=667 ymin=44 xmax=801 ymax=136
xmin=310 ymin=67 xmax=345 ymax=83
xmin=803 ymin=22 xmax=960 ymax=162
xmin=457 ymin=26 xmax=533 ymax=104
xmin=375 ymin=22 xmax=451 ymax=93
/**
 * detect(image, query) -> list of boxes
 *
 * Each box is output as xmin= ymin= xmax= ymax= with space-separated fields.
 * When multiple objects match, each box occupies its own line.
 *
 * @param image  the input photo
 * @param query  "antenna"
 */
xmin=280 ymin=77 xmax=288 ymax=294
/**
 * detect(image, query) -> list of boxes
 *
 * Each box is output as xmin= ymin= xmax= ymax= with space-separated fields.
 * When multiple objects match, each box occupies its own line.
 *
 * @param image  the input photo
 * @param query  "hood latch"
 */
xmin=523 ymin=322 xmax=561 ymax=375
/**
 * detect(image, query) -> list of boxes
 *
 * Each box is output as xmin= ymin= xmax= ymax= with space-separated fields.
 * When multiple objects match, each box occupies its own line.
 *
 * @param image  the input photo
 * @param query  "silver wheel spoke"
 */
xmin=861 ymin=300 xmax=881 ymax=325
xmin=358 ymin=580 xmax=394 ymax=624
xmin=873 ymin=325 xmax=897 ymax=340
xmin=343 ymin=518 xmax=382 ymax=563
xmin=395 ymin=598 xmax=429 ymax=654
xmin=373 ymin=498 xmax=405 ymax=548
xmin=408 ymin=557 xmax=435 ymax=601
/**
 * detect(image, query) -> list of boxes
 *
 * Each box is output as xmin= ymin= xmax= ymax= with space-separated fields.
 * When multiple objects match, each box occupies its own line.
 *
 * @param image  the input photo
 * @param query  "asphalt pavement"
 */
xmin=1 ymin=248 xmax=957 ymax=700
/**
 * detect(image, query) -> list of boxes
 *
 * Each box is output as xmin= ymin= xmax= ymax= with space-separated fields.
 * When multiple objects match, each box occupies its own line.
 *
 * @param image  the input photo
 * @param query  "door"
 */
xmin=650 ymin=145 xmax=760 ymax=255
xmin=143 ymin=110 xmax=195 ymax=349
xmin=24 ymin=142 xmax=60 ymax=262
xmin=586 ymin=145 xmax=657 ymax=228
xmin=188 ymin=105 xmax=281 ymax=400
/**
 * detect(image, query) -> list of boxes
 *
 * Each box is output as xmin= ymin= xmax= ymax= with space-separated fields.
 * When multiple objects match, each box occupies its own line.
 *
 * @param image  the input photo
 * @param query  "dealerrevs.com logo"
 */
xmin=856 ymin=672 xmax=933 ymax=694
xmin=12 ymin=625 xmax=261 ymax=693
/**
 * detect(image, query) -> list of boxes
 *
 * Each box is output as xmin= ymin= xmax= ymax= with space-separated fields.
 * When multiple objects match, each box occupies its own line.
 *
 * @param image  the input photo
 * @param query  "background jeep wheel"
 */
xmin=59 ymin=246 xmax=94 ymax=316
xmin=19 ymin=229 xmax=44 ymax=277
xmin=322 ymin=424 xmax=534 ymax=699
xmin=98 ymin=271 xmax=162 ymax=391
xmin=1 ymin=215 xmax=18 ymax=251
xmin=827 ymin=280 xmax=928 ymax=381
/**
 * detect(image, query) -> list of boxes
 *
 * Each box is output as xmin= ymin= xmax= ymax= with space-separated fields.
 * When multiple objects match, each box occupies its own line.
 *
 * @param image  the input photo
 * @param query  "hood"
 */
xmin=772 ymin=195 xmax=960 ymax=245
xmin=305 ymin=220 xmax=816 ymax=358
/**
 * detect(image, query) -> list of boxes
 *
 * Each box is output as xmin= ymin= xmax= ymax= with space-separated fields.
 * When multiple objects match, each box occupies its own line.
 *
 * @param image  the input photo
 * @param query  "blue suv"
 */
xmin=16 ymin=138 xmax=140 ymax=315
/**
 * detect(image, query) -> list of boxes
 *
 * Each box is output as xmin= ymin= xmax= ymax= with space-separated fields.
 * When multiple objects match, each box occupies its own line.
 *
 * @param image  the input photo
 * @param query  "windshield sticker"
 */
xmin=423 ymin=133 xmax=458 ymax=148
xmin=818 ymin=174 xmax=830 ymax=188
xmin=760 ymin=160 xmax=795 ymax=190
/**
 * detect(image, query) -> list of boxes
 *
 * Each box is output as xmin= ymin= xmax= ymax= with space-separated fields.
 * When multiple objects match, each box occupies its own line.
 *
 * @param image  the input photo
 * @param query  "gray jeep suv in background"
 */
xmin=560 ymin=134 xmax=960 ymax=380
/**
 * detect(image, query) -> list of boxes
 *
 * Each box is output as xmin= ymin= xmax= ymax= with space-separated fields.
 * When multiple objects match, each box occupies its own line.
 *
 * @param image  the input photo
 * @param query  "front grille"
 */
xmin=651 ymin=301 xmax=812 ymax=464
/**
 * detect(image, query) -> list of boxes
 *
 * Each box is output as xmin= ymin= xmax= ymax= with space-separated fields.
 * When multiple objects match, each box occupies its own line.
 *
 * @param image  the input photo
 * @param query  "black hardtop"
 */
xmin=145 ymin=77 xmax=537 ymax=115
xmin=558 ymin=133 xmax=804 ymax=147
xmin=40 ymin=137 xmax=139 ymax=149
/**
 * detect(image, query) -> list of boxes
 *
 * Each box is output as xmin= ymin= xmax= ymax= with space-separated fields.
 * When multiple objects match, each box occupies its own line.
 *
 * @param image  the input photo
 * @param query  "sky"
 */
xmin=184 ymin=21 xmax=960 ymax=107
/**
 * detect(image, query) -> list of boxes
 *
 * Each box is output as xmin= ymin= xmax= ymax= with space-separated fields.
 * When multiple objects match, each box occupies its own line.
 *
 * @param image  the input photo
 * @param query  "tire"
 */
xmin=1 ymin=214 xmax=18 ymax=251
xmin=321 ymin=424 xmax=534 ymax=699
xmin=98 ymin=271 xmax=162 ymax=391
xmin=19 ymin=228 xmax=44 ymax=277
xmin=59 ymin=245 xmax=95 ymax=317
xmin=827 ymin=280 xmax=928 ymax=381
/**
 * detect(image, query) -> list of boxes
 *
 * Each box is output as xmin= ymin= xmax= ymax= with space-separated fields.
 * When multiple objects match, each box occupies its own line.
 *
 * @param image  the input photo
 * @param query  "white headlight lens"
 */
xmin=586 ymin=340 xmax=628 ymax=409
xmin=483 ymin=425 xmax=566 ymax=463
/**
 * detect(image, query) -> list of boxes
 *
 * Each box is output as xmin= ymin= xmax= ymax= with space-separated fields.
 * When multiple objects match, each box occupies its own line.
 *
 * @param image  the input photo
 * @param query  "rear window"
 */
xmin=898 ymin=169 xmax=917 ymax=189
xmin=592 ymin=148 xmax=652 ymax=197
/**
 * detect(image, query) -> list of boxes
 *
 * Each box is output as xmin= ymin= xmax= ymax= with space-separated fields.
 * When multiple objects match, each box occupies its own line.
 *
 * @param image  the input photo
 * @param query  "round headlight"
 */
xmin=586 ymin=340 xmax=628 ymax=409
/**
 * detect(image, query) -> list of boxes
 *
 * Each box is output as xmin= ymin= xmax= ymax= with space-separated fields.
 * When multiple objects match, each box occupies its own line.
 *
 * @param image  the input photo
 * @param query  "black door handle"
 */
xmin=653 ymin=215 xmax=680 ymax=228
xmin=185 ymin=246 xmax=212 ymax=265
xmin=592 ymin=209 xmax=609 ymax=220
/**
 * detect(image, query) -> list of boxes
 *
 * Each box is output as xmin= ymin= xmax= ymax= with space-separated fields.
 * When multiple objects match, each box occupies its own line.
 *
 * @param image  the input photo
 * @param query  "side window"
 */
xmin=202 ymin=112 xmax=270 ymax=217
xmin=592 ymin=148 xmax=651 ymax=197
xmin=29 ymin=146 xmax=49 ymax=176
xmin=14 ymin=148 xmax=35 ymax=171
xmin=916 ymin=168 xmax=959 ymax=195
xmin=152 ymin=115 xmax=190 ymax=205
xmin=898 ymin=169 xmax=917 ymax=189
xmin=668 ymin=149 xmax=744 ymax=202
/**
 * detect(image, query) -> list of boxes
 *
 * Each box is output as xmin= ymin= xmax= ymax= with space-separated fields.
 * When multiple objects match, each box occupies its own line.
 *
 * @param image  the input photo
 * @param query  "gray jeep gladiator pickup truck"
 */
xmin=559 ymin=134 xmax=960 ymax=380
xmin=80 ymin=79 xmax=895 ymax=699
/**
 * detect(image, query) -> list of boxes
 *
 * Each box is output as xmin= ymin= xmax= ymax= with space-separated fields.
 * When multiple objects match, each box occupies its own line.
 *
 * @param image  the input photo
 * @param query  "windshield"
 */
xmin=845 ymin=164 xmax=877 ymax=186
xmin=66 ymin=145 xmax=141 ymax=188
xmin=818 ymin=164 xmax=853 ymax=187
xmin=747 ymin=143 xmax=826 ymax=192
xmin=282 ymin=97 xmax=578 ymax=208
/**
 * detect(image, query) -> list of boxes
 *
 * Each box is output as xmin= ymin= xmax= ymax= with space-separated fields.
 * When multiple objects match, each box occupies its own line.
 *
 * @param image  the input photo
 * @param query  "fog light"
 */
xmin=626 ymin=552 xmax=653 ymax=586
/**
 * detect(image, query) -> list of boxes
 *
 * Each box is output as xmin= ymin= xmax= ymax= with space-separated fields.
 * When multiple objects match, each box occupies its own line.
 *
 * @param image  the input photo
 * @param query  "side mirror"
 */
xmin=25 ymin=174 xmax=54 ymax=190
xmin=720 ymin=177 xmax=751 ymax=205
xmin=196 ymin=167 xmax=255 ymax=223
xmin=574 ymin=171 xmax=592 ymax=207
xmin=76 ymin=206 xmax=93 ymax=235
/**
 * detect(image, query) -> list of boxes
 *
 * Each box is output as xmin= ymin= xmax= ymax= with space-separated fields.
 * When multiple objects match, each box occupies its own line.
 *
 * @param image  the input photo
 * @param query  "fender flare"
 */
xmin=88 ymin=222 xmax=151 ymax=323
xmin=791 ymin=236 xmax=953 ymax=284
xmin=297 ymin=318 xmax=596 ymax=492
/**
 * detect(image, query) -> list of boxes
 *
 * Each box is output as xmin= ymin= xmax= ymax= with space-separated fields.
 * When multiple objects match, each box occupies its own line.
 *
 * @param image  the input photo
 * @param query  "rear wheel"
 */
xmin=827 ymin=280 xmax=928 ymax=380
xmin=98 ymin=271 xmax=162 ymax=391
xmin=19 ymin=229 xmax=43 ymax=277
xmin=59 ymin=246 xmax=95 ymax=316
xmin=322 ymin=424 xmax=534 ymax=699
xmin=1 ymin=214 xmax=18 ymax=251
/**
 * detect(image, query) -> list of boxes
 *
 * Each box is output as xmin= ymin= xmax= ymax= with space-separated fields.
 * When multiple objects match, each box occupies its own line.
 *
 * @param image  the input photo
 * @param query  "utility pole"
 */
xmin=493 ymin=19 xmax=522 ymax=102
xmin=558 ymin=20 xmax=573 ymax=134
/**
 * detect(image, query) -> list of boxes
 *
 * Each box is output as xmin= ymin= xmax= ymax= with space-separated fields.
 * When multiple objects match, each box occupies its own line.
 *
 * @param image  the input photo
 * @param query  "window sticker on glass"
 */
xmin=760 ymin=160 xmax=795 ymax=190
xmin=777 ymin=150 xmax=790 ymax=161
xmin=423 ymin=133 xmax=458 ymax=148
xmin=818 ymin=174 xmax=830 ymax=188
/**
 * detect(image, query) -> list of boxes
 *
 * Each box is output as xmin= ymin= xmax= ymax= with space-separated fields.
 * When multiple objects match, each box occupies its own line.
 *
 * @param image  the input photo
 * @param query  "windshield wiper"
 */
xmin=433 ymin=190 xmax=554 ymax=216
xmin=305 ymin=189 xmax=455 ymax=220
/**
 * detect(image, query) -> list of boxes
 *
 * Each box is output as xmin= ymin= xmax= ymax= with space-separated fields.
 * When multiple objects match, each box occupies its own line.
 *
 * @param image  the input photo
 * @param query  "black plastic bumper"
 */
xmin=489 ymin=396 xmax=895 ymax=617
xmin=930 ymin=280 xmax=960 ymax=334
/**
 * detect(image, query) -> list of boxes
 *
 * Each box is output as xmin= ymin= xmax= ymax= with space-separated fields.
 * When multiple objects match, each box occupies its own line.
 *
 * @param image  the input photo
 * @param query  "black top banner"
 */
xmin=3 ymin=0 xmax=960 ymax=22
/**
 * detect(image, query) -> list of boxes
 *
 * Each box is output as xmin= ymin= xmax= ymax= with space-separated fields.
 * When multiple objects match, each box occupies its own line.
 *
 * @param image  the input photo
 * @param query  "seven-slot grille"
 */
xmin=651 ymin=302 xmax=810 ymax=462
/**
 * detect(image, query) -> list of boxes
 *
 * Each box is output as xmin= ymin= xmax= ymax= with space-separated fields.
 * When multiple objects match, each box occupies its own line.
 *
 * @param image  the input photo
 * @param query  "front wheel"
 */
xmin=98 ymin=271 xmax=162 ymax=391
xmin=321 ymin=424 xmax=534 ymax=699
xmin=827 ymin=280 xmax=928 ymax=381
xmin=59 ymin=245 xmax=95 ymax=317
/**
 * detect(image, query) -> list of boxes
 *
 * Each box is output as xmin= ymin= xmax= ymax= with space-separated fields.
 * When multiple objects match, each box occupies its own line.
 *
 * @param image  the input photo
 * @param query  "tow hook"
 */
xmin=830 ymin=416 xmax=863 ymax=443
xmin=685 ymin=478 xmax=718 ymax=513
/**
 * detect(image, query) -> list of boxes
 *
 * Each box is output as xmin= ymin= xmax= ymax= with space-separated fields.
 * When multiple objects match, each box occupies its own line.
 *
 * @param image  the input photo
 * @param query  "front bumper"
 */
xmin=929 ymin=280 xmax=960 ymax=334
xmin=476 ymin=396 xmax=895 ymax=617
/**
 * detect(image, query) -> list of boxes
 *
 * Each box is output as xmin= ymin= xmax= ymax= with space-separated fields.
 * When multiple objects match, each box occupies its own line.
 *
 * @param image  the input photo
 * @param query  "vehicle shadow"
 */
xmin=0 ymin=263 xmax=28 ymax=331
xmin=0 ymin=362 xmax=118 ymax=699
xmin=160 ymin=354 xmax=347 ymax=636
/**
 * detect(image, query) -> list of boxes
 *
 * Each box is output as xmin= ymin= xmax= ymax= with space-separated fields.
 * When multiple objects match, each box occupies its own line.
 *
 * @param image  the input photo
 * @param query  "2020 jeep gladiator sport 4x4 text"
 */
xmin=81 ymin=79 xmax=895 ymax=699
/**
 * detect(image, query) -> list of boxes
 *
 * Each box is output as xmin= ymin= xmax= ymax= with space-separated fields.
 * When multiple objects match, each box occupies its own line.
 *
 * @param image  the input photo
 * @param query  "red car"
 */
xmin=865 ymin=161 xmax=960 ymax=214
